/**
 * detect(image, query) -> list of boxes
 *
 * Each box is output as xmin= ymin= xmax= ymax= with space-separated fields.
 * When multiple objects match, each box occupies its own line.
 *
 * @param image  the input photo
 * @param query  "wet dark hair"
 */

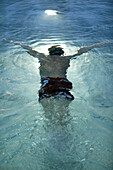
xmin=48 ymin=45 xmax=64 ymax=55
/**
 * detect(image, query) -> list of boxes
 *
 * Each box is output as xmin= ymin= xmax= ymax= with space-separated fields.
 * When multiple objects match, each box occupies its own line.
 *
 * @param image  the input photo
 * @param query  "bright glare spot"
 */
xmin=45 ymin=10 xmax=57 ymax=16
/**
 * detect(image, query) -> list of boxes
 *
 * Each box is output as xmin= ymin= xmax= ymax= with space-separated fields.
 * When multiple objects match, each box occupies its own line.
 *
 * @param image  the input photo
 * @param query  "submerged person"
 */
xmin=3 ymin=38 xmax=106 ymax=100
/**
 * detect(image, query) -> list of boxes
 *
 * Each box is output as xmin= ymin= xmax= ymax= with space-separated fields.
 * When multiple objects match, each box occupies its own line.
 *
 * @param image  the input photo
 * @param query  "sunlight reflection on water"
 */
xmin=45 ymin=10 xmax=58 ymax=15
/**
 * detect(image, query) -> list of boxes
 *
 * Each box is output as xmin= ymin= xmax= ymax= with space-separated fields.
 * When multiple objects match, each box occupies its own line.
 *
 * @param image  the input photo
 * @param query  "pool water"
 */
xmin=0 ymin=0 xmax=113 ymax=169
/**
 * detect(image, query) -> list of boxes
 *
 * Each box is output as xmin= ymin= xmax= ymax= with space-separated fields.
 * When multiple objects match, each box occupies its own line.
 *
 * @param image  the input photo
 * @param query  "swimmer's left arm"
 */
xmin=3 ymin=38 xmax=45 ymax=58
xmin=3 ymin=38 xmax=33 ymax=50
xmin=66 ymin=41 xmax=108 ymax=59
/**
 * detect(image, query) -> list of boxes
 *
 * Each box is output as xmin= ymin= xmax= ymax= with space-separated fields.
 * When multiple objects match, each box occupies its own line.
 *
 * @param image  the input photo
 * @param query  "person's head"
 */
xmin=48 ymin=45 xmax=64 ymax=56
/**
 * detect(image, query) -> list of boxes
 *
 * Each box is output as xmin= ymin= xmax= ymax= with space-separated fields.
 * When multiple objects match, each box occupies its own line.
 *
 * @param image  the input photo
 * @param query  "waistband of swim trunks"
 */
xmin=41 ymin=77 xmax=71 ymax=83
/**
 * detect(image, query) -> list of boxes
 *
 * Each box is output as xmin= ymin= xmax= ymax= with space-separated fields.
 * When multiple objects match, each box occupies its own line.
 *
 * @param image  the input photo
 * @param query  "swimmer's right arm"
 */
xmin=3 ymin=38 xmax=45 ymax=58
xmin=67 ymin=41 xmax=108 ymax=59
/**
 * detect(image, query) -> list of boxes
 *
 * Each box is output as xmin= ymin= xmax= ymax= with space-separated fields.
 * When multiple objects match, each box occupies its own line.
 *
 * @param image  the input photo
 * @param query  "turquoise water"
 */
xmin=0 ymin=0 xmax=113 ymax=169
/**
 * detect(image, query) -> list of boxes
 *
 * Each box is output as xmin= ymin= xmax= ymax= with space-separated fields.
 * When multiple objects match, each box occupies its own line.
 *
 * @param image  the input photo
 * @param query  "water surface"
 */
xmin=0 ymin=0 xmax=113 ymax=169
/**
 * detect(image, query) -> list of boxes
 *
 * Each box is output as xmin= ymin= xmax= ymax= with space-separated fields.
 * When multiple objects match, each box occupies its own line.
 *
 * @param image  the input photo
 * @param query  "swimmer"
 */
xmin=3 ymin=38 xmax=107 ymax=100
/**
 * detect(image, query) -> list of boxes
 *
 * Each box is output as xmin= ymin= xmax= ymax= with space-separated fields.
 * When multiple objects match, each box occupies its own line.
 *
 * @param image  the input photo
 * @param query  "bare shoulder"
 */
xmin=64 ymin=52 xmax=78 ymax=59
xmin=27 ymin=50 xmax=46 ymax=59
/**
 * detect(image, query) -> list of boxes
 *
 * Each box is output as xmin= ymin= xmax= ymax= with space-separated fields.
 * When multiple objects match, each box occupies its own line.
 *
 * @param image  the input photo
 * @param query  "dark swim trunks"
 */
xmin=39 ymin=77 xmax=74 ymax=100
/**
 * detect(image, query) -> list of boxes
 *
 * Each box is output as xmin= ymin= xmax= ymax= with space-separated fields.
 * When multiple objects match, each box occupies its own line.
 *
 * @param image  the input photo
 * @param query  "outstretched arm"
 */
xmin=3 ymin=38 xmax=45 ymax=58
xmin=67 ymin=41 xmax=108 ymax=59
